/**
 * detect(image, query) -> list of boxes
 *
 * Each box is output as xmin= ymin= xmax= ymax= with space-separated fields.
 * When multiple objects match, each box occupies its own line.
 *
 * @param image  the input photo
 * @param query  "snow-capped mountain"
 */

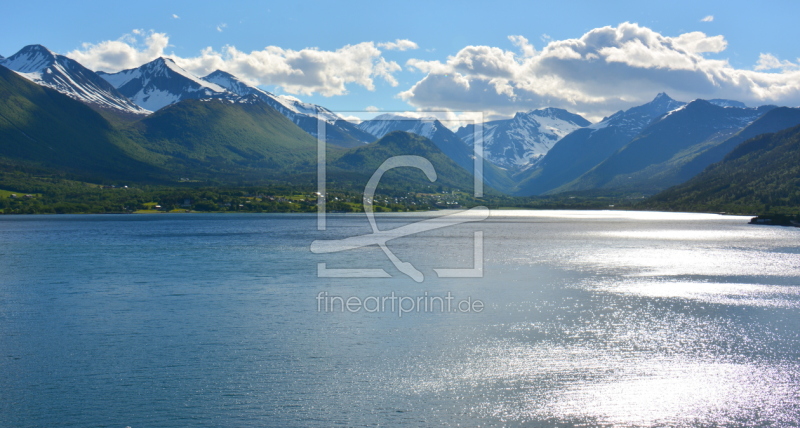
xmin=355 ymin=113 xmax=516 ymax=190
xmin=98 ymin=58 xmax=235 ymax=112
xmin=456 ymin=108 xmax=590 ymax=170
xmin=357 ymin=113 xmax=474 ymax=172
xmin=587 ymin=92 xmax=687 ymax=135
xmin=202 ymin=70 xmax=375 ymax=147
xmin=203 ymin=70 xmax=340 ymax=122
xmin=1 ymin=44 xmax=149 ymax=115
xmin=514 ymin=93 xmax=686 ymax=195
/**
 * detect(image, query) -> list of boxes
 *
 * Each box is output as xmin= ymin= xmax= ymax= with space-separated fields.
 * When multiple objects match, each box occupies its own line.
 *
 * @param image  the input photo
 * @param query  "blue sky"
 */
xmin=4 ymin=0 xmax=800 ymax=121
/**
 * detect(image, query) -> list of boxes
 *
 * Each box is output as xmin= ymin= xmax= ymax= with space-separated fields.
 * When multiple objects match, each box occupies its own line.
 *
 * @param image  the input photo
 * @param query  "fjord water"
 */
xmin=1 ymin=211 xmax=799 ymax=427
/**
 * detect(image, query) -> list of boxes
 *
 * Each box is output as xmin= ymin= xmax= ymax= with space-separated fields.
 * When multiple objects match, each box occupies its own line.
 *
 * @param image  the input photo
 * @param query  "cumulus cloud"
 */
xmin=172 ymin=14 xmax=179 ymax=19
xmin=67 ymin=30 xmax=403 ymax=97
xmin=365 ymin=105 xmax=380 ymax=112
xmin=754 ymin=53 xmax=799 ymax=71
xmin=216 ymin=23 xmax=227 ymax=32
xmin=67 ymin=30 xmax=169 ymax=72
xmin=400 ymin=22 xmax=800 ymax=121
xmin=378 ymin=39 xmax=419 ymax=51
xmin=701 ymin=15 xmax=714 ymax=22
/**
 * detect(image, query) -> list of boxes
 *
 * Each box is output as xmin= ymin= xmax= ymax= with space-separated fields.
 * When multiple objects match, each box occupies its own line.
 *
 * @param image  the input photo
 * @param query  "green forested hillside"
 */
xmin=330 ymin=131 xmax=482 ymax=193
xmin=644 ymin=124 xmax=800 ymax=214
xmin=0 ymin=66 xmax=169 ymax=182
xmin=131 ymin=98 xmax=322 ymax=176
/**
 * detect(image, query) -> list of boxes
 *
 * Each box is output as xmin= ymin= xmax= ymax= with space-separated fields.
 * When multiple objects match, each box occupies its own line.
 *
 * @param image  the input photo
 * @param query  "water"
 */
xmin=1 ymin=211 xmax=799 ymax=427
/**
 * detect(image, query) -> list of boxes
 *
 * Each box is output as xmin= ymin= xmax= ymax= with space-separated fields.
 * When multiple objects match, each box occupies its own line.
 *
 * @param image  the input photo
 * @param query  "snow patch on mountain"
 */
xmin=456 ymin=108 xmax=590 ymax=170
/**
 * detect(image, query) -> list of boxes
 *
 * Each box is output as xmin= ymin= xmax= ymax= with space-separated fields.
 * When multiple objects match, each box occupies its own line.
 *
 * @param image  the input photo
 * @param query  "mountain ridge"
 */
xmin=1 ymin=44 xmax=149 ymax=115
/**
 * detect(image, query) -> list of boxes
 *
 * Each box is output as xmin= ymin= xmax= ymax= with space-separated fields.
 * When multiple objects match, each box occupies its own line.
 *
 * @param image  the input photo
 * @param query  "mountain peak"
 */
xmin=1 ymin=44 xmax=149 ymax=115
xmin=2 ymin=44 xmax=58 ymax=73
xmin=204 ymin=69 xmax=237 ymax=79
xmin=652 ymin=92 xmax=674 ymax=102
xmin=17 ymin=44 xmax=55 ymax=56
xmin=99 ymin=57 xmax=230 ymax=111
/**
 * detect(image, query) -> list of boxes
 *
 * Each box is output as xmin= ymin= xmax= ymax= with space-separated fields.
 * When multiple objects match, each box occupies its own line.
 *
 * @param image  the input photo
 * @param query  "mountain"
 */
xmin=708 ymin=99 xmax=747 ymax=108
xmin=555 ymin=99 xmax=775 ymax=194
xmin=0 ymin=62 xmax=326 ymax=184
xmin=645 ymin=124 xmax=800 ymax=213
xmin=98 ymin=57 xmax=234 ymax=111
xmin=330 ymin=131 xmax=478 ymax=192
xmin=129 ymin=96 xmax=321 ymax=179
xmin=0 ymin=65 xmax=167 ymax=181
xmin=202 ymin=70 xmax=375 ymax=147
xmin=514 ymin=93 xmax=686 ymax=195
xmin=357 ymin=114 xmax=468 ymax=158
xmin=0 ymin=44 xmax=149 ymax=116
xmin=357 ymin=113 xmax=443 ymax=140
xmin=455 ymin=108 xmax=590 ymax=170
xmin=356 ymin=114 xmax=516 ymax=192
xmin=671 ymin=106 xmax=800 ymax=183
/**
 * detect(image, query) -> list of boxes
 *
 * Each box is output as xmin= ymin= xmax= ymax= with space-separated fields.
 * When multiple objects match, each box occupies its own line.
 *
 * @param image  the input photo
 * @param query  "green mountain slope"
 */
xmin=0 ymin=65 xmax=168 ymax=182
xmin=644 ymin=124 xmax=800 ymax=213
xmin=672 ymin=107 xmax=800 ymax=182
xmin=130 ymin=97 xmax=322 ymax=177
xmin=329 ymin=131 xmax=483 ymax=193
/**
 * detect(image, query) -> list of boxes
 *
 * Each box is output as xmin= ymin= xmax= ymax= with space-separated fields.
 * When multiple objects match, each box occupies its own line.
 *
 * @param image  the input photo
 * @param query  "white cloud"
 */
xmin=701 ymin=15 xmax=714 ymax=22
xmin=216 ymin=23 xmax=227 ymax=32
xmin=365 ymin=106 xmax=380 ymax=112
xmin=67 ymin=30 xmax=403 ymax=97
xmin=172 ymin=14 xmax=179 ymax=19
xmin=754 ymin=53 xmax=799 ymax=71
xmin=67 ymin=30 xmax=169 ymax=73
xmin=400 ymin=22 xmax=800 ymax=121
xmin=378 ymin=39 xmax=419 ymax=51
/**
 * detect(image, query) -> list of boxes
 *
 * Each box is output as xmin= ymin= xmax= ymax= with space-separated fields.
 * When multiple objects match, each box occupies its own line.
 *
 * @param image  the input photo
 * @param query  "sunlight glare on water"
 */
xmin=1 ymin=211 xmax=799 ymax=427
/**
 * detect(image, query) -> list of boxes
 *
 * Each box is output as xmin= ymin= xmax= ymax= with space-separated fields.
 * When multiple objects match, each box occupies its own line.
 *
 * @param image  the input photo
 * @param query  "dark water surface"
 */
xmin=1 ymin=211 xmax=799 ymax=427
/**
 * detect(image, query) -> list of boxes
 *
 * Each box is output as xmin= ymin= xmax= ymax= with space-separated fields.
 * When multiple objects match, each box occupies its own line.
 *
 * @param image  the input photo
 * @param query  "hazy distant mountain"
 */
xmin=1 ymin=44 xmax=149 ymax=115
xmin=331 ymin=131 xmax=478 ymax=191
xmin=356 ymin=114 xmax=516 ymax=192
xmin=202 ymin=70 xmax=375 ymax=147
xmin=707 ymin=99 xmax=747 ymax=108
xmin=555 ymin=99 xmax=775 ymax=194
xmin=515 ymin=93 xmax=685 ymax=195
xmin=97 ymin=57 xmax=235 ymax=111
xmin=456 ymin=108 xmax=590 ymax=170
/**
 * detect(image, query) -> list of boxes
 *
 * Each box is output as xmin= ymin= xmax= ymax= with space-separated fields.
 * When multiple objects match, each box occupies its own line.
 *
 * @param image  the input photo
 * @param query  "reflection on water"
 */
xmin=0 ymin=211 xmax=799 ymax=427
